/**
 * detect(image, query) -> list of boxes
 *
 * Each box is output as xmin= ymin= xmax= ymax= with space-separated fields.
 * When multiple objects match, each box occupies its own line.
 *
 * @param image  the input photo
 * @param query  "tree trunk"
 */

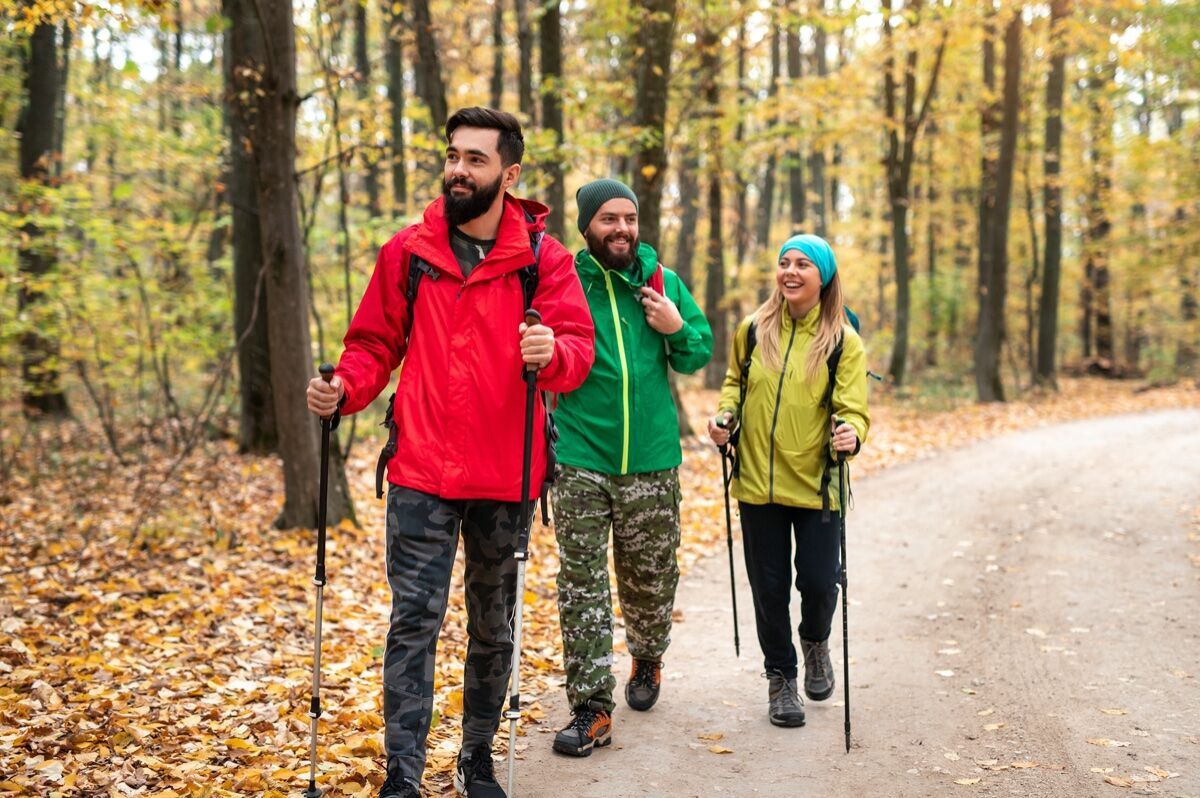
xmin=540 ymin=0 xmax=565 ymax=241
xmin=785 ymin=8 xmax=805 ymax=231
xmin=632 ymin=0 xmax=677 ymax=252
xmin=411 ymin=0 xmax=447 ymax=131
xmin=808 ymin=2 xmax=828 ymax=237
xmin=491 ymin=0 xmax=504 ymax=108
xmin=52 ymin=21 xmax=69 ymax=181
xmin=1082 ymin=65 xmax=1115 ymax=370
xmin=241 ymin=0 xmax=353 ymax=527
xmin=354 ymin=1 xmax=381 ymax=217
xmin=755 ymin=20 xmax=781 ymax=262
xmin=515 ymin=0 xmax=535 ymax=122
xmin=733 ymin=19 xmax=750 ymax=272
xmin=17 ymin=20 xmax=70 ymax=418
xmin=978 ymin=6 xmax=998 ymax=296
xmin=384 ymin=1 xmax=407 ymax=213
xmin=701 ymin=14 xmax=727 ymax=390
xmin=225 ymin=0 xmax=277 ymax=453
xmin=925 ymin=120 xmax=938 ymax=368
xmin=674 ymin=138 xmax=701 ymax=289
xmin=974 ymin=12 xmax=1020 ymax=402
xmin=883 ymin=0 xmax=946 ymax=387
xmin=1035 ymin=0 xmax=1069 ymax=388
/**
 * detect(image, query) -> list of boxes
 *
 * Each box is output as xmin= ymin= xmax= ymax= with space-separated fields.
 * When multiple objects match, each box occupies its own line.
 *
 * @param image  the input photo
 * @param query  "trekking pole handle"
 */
xmin=319 ymin=363 xmax=335 ymax=382
xmin=833 ymin=416 xmax=847 ymax=464
xmin=523 ymin=309 xmax=542 ymax=378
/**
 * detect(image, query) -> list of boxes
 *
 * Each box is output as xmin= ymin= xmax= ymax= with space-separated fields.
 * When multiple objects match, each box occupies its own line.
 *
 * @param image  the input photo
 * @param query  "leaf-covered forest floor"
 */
xmin=1 ymin=377 xmax=1197 ymax=797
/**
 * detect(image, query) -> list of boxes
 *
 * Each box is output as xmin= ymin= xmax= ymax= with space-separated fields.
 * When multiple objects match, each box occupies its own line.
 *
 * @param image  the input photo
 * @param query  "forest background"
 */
xmin=1 ymin=0 xmax=1198 ymax=794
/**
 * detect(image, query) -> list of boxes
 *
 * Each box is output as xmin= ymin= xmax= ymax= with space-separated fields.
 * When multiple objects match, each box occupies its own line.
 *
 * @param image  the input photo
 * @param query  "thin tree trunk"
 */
xmin=1035 ymin=0 xmax=1069 ymax=387
xmin=515 ymin=0 xmax=535 ymax=121
xmin=384 ymin=1 xmax=407 ymax=213
xmin=785 ymin=7 xmax=805 ymax=231
xmin=809 ymin=0 xmax=828 ymax=237
xmin=411 ymin=0 xmax=447 ymax=131
xmin=354 ymin=1 xmax=380 ymax=217
xmin=733 ymin=18 xmax=750 ymax=272
xmin=701 ymin=10 xmax=727 ymax=390
xmin=17 ymin=19 xmax=70 ymax=418
xmin=243 ymin=0 xmax=353 ymax=527
xmin=884 ymin=0 xmax=947 ymax=387
xmin=1083 ymin=66 xmax=1115 ymax=370
xmin=974 ymin=11 xmax=1020 ymax=402
xmin=632 ymin=0 xmax=678 ymax=251
xmin=925 ymin=119 xmax=938 ymax=368
xmin=675 ymin=138 xmax=701 ymax=289
xmin=755 ymin=19 xmax=781 ymax=265
xmin=540 ymin=0 xmax=565 ymax=240
xmin=225 ymin=0 xmax=276 ymax=453
xmin=491 ymin=0 xmax=504 ymax=108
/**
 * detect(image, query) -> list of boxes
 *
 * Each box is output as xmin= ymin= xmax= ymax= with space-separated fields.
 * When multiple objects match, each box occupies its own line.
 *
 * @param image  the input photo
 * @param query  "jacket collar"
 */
xmin=576 ymin=241 xmax=659 ymax=287
xmin=407 ymin=193 xmax=550 ymax=281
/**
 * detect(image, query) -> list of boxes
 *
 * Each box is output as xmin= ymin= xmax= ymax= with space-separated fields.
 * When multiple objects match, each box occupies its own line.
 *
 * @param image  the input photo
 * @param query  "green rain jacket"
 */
xmin=717 ymin=307 xmax=870 ymax=510
xmin=555 ymin=242 xmax=713 ymax=475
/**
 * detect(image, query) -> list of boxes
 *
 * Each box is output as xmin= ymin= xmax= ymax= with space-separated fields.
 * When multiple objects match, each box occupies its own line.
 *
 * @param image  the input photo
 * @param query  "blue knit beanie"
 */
xmin=779 ymin=234 xmax=837 ymax=287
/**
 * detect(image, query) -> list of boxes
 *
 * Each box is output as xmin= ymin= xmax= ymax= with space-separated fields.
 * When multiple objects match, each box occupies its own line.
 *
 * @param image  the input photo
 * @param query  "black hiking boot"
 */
xmin=453 ymin=745 xmax=505 ymax=798
xmin=625 ymin=658 xmax=663 ymax=711
xmin=800 ymin=638 xmax=835 ymax=701
xmin=552 ymin=705 xmax=613 ymax=757
xmin=766 ymin=670 xmax=806 ymax=727
xmin=379 ymin=756 xmax=421 ymax=797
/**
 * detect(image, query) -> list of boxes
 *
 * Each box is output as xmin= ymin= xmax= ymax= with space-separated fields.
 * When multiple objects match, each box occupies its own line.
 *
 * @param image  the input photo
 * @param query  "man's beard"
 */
xmin=585 ymin=229 xmax=639 ymax=272
xmin=443 ymin=173 xmax=504 ymax=227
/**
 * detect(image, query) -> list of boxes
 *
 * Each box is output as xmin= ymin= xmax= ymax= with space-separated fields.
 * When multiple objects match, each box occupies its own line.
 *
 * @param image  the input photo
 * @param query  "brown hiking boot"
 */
xmin=625 ymin=658 xmax=663 ymax=711
xmin=552 ymin=705 xmax=613 ymax=757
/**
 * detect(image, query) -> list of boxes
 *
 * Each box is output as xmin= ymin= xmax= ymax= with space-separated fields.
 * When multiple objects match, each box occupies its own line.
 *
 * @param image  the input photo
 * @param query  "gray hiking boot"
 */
xmin=766 ymin=670 xmax=806 ymax=727
xmin=800 ymin=638 xmax=835 ymax=701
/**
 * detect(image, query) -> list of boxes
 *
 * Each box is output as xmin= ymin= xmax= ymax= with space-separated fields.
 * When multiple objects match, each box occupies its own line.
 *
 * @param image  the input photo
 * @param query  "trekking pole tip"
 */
xmin=319 ymin=363 xmax=335 ymax=382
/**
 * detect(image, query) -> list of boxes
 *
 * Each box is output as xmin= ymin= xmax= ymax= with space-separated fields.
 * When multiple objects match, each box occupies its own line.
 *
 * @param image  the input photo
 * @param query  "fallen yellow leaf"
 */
xmin=954 ymin=777 xmax=981 ymax=785
xmin=708 ymin=745 xmax=733 ymax=754
xmin=1100 ymin=708 xmax=1128 ymax=715
xmin=1104 ymin=775 xmax=1133 ymax=787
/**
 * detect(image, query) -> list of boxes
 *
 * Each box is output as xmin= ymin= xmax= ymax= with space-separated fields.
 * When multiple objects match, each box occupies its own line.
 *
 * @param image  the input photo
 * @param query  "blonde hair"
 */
xmin=751 ymin=273 xmax=847 ymax=381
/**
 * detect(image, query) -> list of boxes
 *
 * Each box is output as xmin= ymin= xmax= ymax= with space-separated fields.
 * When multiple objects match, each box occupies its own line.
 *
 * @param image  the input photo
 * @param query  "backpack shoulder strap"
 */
xmin=823 ymin=332 xmax=845 ymax=409
xmin=517 ymin=230 xmax=543 ymax=310
xmin=649 ymin=262 xmax=665 ymax=295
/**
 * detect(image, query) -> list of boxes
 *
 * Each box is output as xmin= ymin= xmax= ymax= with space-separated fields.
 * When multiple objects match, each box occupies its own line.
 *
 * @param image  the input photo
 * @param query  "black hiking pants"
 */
xmin=382 ymin=485 xmax=521 ymax=785
xmin=738 ymin=501 xmax=841 ymax=680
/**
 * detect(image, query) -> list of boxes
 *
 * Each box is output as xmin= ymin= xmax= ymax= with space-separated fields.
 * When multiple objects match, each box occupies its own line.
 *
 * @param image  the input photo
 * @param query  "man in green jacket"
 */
xmin=550 ymin=178 xmax=713 ymax=757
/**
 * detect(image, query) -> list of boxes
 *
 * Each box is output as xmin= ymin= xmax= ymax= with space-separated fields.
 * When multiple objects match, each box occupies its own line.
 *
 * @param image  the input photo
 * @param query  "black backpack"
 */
xmin=374 ymin=226 xmax=559 ymax=522
xmin=730 ymin=308 xmax=863 ymax=521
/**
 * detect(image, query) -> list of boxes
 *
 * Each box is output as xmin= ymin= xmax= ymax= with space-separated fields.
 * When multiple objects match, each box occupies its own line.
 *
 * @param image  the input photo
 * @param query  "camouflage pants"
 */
xmin=381 ymin=485 xmax=521 ymax=785
xmin=552 ymin=466 xmax=681 ymax=713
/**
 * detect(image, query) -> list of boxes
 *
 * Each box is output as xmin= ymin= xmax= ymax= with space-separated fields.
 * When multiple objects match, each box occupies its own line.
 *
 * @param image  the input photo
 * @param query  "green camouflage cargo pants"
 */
xmin=552 ymin=465 xmax=682 ymax=712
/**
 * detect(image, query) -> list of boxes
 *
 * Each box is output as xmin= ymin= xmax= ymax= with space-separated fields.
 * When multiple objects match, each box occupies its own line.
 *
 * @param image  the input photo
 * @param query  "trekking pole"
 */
xmin=835 ymin=417 xmax=851 ymax=753
xmin=506 ymin=310 xmax=541 ymax=798
xmin=715 ymin=417 xmax=740 ymax=657
xmin=304 ymin=363 xmax=335 ymax=798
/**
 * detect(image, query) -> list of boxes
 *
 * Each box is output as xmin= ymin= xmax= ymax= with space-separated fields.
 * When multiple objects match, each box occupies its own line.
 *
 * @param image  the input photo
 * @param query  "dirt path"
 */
xmin=511 ymin=410 xmax=1200 ymax=797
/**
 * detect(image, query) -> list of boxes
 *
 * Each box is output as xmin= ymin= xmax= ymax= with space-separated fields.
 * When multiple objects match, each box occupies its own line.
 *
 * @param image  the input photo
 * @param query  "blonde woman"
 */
xmin=707 ymin=234 xmax=870 ymax=728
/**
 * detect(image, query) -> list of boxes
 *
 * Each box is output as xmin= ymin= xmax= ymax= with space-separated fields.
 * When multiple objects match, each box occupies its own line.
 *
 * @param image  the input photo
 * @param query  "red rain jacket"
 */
xmin=334 ymin=195 xmax=595 ymax=501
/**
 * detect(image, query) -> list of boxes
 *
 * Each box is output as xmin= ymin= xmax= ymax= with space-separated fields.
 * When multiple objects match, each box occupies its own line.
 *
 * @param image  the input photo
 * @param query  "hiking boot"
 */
xmin=766 ymin=670 xmax=806 ymax=727
xmin=625 ymin=658 xmax=663 ymax=711
xmin=552 ymin=705 xmax=613 ymax=757
xmin=379 ymin=757 xmax=421 ymax=798
xmin=453 ymin=745 xmax=505 ymax=798
xmin=800 ymin=638 xmax=835 ymax=701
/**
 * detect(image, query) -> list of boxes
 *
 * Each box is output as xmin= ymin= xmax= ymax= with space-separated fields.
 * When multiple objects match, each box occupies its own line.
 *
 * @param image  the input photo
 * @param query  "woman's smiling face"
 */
xmin=777 ymin=250 xmax=821 ymax=311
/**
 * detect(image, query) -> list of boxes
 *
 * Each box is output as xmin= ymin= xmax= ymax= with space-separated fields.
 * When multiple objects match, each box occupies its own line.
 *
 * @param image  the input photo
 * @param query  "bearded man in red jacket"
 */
xmin=306 ymin=107 xmax=594 ymax=798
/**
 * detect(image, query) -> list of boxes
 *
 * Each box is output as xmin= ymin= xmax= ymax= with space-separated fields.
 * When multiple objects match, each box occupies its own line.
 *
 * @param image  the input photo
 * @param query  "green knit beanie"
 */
xmin=576 ymin=178 xmax=639 ymax=234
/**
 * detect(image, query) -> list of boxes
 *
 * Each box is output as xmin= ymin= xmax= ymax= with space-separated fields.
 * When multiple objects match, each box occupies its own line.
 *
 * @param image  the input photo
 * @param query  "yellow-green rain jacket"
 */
xmin=717 ymin=306 xmax=870 ymax=510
